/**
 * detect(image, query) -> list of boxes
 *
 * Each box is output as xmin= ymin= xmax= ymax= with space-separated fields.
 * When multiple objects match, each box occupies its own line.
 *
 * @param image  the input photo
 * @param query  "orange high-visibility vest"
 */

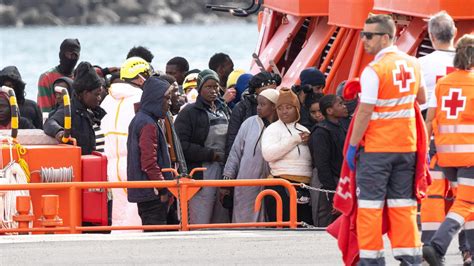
xmin=364 ymin=52 xmax=420 ymax=152
xmin=433 ymin=70 xmax=474 ymax=167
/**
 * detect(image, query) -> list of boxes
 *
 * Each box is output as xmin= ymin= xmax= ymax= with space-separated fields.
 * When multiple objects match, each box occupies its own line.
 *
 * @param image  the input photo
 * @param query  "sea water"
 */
xmin=0 ymin=22 xmax=258 ymax=100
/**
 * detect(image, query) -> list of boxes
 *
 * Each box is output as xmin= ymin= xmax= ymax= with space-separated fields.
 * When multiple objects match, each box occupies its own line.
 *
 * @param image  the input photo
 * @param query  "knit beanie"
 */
xmin=226 ymin=69 xmax=245 ymax=89
xmin=277 ymin=88 xmax=300 ymax=122
xmin=72 ymin=61 xmax=102 ymax=94
xmin=259 ymin=88 xmax=279 ymax=104
xmin=300 ymin=67 xmax=325 ymax=87
xmin=197 ymin=69 xmax=220 ymax=92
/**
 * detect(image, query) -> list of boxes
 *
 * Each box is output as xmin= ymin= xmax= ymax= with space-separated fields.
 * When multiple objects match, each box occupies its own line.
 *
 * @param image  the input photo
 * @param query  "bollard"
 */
xmin=13 ymin=196 xmax=34 ymax=235
xmin=38 ymin=195 xmax=63 ymax=234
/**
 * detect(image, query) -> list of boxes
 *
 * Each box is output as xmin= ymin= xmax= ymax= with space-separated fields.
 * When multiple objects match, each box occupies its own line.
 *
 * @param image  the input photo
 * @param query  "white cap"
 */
xmin=259 ymin=88 xmax=279 ymax=104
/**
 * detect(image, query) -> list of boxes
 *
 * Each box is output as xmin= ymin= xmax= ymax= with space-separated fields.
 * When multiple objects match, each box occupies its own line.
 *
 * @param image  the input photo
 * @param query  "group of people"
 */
xmin=0 ymin=35 xmax=351 ymax=229
xmin=0 ymin=9 xmax=472 ymax=266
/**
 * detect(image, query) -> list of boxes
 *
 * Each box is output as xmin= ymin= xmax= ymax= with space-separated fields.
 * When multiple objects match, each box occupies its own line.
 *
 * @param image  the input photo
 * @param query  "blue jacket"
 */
xmin=127 ymin=77 xmax=172 ymax=203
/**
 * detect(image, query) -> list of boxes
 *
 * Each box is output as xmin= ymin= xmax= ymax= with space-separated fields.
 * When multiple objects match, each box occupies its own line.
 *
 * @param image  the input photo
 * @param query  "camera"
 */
xmin=291 ymin=84 xmax=313 ymax=94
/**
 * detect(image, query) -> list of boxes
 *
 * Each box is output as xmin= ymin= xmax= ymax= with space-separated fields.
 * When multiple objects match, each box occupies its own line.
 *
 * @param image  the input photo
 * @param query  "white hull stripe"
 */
xmin=458 ymin=177 xmax=474 ymax=186
xmin=436 ymin=144 xmax=474 ymax=153
xmin=360 ymin=249 xmax=385 ymax=259
xmin=371 ymin=109 xmax=415 ymax=120
xmin=430 ymin=171 xmax=444 ymax=180
xmin=465 ymin=221 xmax=474 ymax=230
xmin=438 ymin=124 xmax=474 ymax=134
xmin=421 ymin=222 xmax=442 ymax=231
xmin=358 ymin=200 xmax=384 ymax=209
xmin=447 ymin=212 xmax=465 ymax=225
xmin=376 ymin=95 xmax=416 ymax=107
xmin=392 ymin=247 xmax=422 ymax=257
xmin=387 ymin=199 xmax=417 ymax=207
xmin=450 ymin=181 xmax=458 ymax=188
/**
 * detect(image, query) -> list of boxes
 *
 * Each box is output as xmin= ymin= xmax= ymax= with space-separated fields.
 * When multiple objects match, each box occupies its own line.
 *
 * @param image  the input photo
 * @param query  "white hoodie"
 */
xmin=100 ymin=82 xmax=142 ymax=231
xmin=261 ymin=120 xmax=312 ymax=178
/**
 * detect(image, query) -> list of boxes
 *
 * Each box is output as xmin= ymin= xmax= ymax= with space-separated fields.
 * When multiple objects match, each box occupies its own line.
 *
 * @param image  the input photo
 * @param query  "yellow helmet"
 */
xmin=226 ymin=69 xmax=245 ymax=89
xmin=183 ymin=73 xmax=198 ymax=91
xmin=120 ymin=57 xmax=151 ymax=80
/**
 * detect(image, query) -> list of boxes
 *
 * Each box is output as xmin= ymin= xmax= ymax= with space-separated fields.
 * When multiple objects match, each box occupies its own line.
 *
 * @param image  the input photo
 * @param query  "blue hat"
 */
xmin=300 ymin=67 xmax=325 ymax=87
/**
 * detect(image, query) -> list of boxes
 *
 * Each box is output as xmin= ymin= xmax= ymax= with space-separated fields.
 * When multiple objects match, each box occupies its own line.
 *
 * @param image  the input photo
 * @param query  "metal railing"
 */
xmin=0 ymin=168 xmax=298 ymax=234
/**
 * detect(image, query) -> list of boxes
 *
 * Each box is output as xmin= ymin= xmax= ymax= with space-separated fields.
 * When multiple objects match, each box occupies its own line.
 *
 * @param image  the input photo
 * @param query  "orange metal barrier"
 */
xmin=0 ymin=169 xmax=298 ymax=234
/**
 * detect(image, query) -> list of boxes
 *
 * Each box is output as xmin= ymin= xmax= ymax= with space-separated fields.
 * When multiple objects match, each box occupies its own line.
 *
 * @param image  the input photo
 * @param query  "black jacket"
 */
xmin=299 ymin=103 xmax=314 ymax=130
xmin=0 ymin=117 xmax=34 ymax=130
xmin=0 ymin=66 xmax=43 ymax=129
xmin=19 ymin=99 xmax=43 ymax=129
xmin=309 ymin=119 xmax=347 ymax=190
xmin=225 ymin=93 xmax=257 ymax=157
xmin=44 ymin=97 xmax=106 ymax=155
xmin=175 ymin=96 xmax=230 ymax=180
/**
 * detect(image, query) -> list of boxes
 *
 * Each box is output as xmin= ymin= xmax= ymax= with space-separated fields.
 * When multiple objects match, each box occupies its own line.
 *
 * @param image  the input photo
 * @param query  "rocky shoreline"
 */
xmin=0 ymin=0 xmax=254 ymax=27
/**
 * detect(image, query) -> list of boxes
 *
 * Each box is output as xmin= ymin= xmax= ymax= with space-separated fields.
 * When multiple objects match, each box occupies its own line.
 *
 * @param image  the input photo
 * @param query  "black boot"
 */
xmin=423 ymin=245 xmax=445 ymax=266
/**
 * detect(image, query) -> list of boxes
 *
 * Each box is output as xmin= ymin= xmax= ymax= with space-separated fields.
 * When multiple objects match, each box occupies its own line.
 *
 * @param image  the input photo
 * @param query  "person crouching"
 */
xmin=127 ymin=76 xmax=173 ymax=229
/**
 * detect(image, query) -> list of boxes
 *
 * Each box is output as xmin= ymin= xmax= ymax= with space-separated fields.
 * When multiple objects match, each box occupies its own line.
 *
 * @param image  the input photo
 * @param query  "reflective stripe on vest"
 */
xmin=371 ymin=109 xmax=415 ymax=120
xmin=433 ymin=70 xmax=474 ymax=167
xmin=436 ymin=144 xmax=474 ymax=153
xmin=364 ymin=52 xmax=419 ymax=153
xmin=438 ymin=124 xmax=474 ymax=134
xmin=375 ymin=94 xmax=416 ymax=107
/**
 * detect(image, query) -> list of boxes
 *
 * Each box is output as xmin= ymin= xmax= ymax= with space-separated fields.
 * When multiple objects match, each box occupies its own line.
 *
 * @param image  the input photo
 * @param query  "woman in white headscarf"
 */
xmin=222 ymin=89 xmax=279 ymax=223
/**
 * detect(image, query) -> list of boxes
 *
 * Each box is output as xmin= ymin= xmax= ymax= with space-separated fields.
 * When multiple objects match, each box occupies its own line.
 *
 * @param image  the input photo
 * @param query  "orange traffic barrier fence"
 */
xmin=0 ymin=168 xmax=299 ymax=234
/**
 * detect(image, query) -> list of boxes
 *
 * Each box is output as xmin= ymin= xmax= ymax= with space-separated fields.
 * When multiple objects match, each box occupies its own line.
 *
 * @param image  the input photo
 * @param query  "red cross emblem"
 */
xmin=392 ymin=60 xmax=415 ymax=93
xmin=336 ymin=176 xmax=351 ymax=200
xmin=442 ymin=88 xmax=466 ymax=119
xmin=436 ymin=66 xmax=456 ymax=82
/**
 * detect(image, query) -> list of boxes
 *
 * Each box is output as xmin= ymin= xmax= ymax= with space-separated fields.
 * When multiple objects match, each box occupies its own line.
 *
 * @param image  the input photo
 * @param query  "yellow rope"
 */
xmin=15 ymin=143 xmax=30 ymax=183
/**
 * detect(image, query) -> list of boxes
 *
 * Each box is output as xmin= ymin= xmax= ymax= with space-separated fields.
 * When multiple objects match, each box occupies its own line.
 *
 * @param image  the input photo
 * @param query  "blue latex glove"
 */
xmin=346 ymin=145 xmax=357 ymax=171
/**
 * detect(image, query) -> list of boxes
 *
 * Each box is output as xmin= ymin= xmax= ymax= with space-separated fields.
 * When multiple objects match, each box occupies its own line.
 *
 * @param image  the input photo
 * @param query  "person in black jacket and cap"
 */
xmin=308 ymin=94 xmax=348 ymax=227
xmin=294 ymin=67 xmax=326 ymax=130
xmin=44 ymin=61 xmax=106 ymax=155
xmin=225 ymin=71 xmax=280 ymax=158
xmin=175 ymin=69 xmax=231 ymax=224
xmin=0 ymin=66 xmax=43 ymax=129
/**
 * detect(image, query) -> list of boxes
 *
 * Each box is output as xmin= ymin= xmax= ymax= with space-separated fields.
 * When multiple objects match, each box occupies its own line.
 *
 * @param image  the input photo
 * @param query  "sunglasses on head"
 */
xmin=360 ymin=31 xmax=391 ymax=40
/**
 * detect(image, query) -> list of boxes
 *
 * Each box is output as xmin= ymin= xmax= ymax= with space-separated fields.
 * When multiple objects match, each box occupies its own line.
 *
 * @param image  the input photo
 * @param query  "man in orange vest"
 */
xmin=345 ymin=14 xmax=427 ymax=265
xmin=423 ymin=34 xmax=474 ymax=266
xmin=418 ymin=11 xmax=472 ymax=265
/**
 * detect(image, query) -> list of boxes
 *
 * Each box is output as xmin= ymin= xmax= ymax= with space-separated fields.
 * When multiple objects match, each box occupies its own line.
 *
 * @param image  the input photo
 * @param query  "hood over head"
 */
xmin=53 ymin=77 xmax=74 ymax=97
xmin=0 ymin=66 xmax=26 ymax=103
xmin=140 ymin=76 xmax=170 ymax=119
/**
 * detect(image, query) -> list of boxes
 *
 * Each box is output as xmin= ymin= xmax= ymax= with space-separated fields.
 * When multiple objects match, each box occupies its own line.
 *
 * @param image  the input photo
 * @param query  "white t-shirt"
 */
xmin=360 ymin=46 xmax=426 ymax=105
xmin=419 ymin=50 xmax=455 ymax=109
